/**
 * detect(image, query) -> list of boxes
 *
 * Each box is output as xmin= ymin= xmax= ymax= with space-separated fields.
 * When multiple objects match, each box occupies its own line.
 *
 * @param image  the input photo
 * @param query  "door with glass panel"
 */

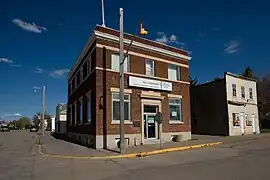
xmin=143 ymin=105 xmax=158 ymax=139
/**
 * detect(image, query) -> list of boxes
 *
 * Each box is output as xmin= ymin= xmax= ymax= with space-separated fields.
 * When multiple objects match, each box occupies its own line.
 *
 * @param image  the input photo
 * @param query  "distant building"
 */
xmin=55 ymin=104 xmax=67 ymax=134
xmin=191 ymin=72 xmax=260 ymax=136
xmin=67 ymin=25 xmax=192 ymax=149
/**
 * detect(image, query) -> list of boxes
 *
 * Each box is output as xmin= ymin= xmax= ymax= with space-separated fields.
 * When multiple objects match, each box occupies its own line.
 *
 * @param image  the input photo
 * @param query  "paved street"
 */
xmin=1 ymin=131 xmax=270 ymax=180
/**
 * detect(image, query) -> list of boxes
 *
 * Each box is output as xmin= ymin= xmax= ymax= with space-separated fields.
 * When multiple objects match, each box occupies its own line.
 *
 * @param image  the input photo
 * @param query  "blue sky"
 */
xmin=0 ymin=0 xmax=269 ymax=120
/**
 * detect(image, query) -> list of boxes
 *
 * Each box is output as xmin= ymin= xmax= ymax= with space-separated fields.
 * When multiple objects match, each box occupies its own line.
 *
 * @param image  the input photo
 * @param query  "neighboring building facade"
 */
xmin=67 ymin=25 xmax=192 ymax=149
xmin=191 ymin=72 xmax=260 ymax=136
xmin=55 ymin=104 xmax=67 ymax=134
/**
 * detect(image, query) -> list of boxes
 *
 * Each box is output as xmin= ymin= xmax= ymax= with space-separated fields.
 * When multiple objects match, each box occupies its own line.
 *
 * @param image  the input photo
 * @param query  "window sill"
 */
xmin=169 ymin=121 xmax=184 ymax=124
xmin=84 ymin=122 xmax=92 ymax=125
xmin=111 ymin=120 xmax=133 ymax=125
xmin=232 ymin=126 xmax=240 ymax=128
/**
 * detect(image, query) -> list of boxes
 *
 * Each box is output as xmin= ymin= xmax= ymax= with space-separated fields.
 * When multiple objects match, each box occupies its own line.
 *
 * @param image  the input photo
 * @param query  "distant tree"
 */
xmin=189 ymin=76 xmax=199 ymax=87
xmin=32 ymin=112 xmax=52 ymax=127
xmin=242 ymin=66 xmax=253 ymax=78
xmin=213 ymin=77 xmax=222 ymax=81
xmin=16 ymin=116 xmax=31 ymax=129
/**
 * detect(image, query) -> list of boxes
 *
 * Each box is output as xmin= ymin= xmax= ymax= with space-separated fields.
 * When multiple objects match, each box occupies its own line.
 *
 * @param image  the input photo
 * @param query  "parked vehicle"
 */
xmin=30 ymin=126 xmax=38 ymax=132
xmin=0 ymin=124 xmax=10 ymax=132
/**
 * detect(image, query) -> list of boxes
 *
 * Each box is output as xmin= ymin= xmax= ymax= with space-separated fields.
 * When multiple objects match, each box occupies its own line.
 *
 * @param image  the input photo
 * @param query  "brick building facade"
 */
xmin=67 ymin=25 xmax=192 ymax=149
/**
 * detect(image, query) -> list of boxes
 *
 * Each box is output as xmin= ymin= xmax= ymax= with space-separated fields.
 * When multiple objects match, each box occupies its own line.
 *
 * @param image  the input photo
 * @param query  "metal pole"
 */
xmin=41 ymin=85 xmax=45 ymax=136
xmin=119 ymin=8 xmax=125 ymax=153
xmin=101 ymin=0 xmax=105 ymax=27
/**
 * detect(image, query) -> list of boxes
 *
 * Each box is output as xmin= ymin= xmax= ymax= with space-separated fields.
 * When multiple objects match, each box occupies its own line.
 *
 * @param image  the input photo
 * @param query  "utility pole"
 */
xmin=41 ymin=85 xmax=45 ymax=136
xmin=119 ymin=8 xmax=125 ymax=153
xmin=101 ymin=0 xmax=105 ymax=27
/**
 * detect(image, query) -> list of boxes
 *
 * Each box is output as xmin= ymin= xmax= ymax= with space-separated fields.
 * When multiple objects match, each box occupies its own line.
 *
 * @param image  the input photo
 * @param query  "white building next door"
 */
xmin=240 ymin=113 xmax=245 ymax=135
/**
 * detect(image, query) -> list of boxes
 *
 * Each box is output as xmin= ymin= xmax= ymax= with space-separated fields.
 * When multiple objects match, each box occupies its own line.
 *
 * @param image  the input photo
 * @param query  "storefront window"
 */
xmin=169 ymin=98 xmax=183 ymax=122
xmin=246 ymin=114 xmax=252 ymax=126
xmin=112 ymin=93 xmax=130 ymax=120
xmin=232 ymin=113 xmax=240 ymax=126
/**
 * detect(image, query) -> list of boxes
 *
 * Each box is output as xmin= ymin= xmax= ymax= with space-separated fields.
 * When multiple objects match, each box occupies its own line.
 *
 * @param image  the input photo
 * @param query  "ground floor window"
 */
xmin=79 ymin=97 xmax=83 ymax=124
xmin=69 ymin=104 xmax=72 ymax=126
xmin=74 ymin=101 xmax=77 ymax=125
xmin=112 ymin=92 xmax=130 ymax=121
xmin=246 ymin=114 xmax=252 ymax=126
xmin=232 ymin=113 xmax=240 ymax=126
xmin=87 ymin=91 xmax=91 ymax=123
xmin=169 ymin=98 xmax=183 ymax=122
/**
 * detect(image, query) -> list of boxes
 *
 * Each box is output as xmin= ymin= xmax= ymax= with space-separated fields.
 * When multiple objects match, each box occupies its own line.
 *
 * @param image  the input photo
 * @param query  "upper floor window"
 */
xmin=111 ymin=54 xmax=129 ymax=72
xmin=87 ymin=58 xmax=91 ymax=74
xmin=77 ymin=72 xmax=81 ymax=85
xmin=145 ymin=59 xmax=154 ymax=76
xmin=80 ymin=68 xmax=83 ymax=82
xmin=232 ymin=84 xmax=236 ymax=97
xmin=83 ymin=61 xmax=88 ymax=79
xmin=249 ymin=88 xmax=253 ymax=100
xmin=241 ymin=86 xmax=245 ymax=99
xmin=68 ymin=84 xmax=72 ymax=95
xmin=168 ymin=64 xmax=180 ymax=81
xmin=72 ymin=78 xmax=75 ymax=91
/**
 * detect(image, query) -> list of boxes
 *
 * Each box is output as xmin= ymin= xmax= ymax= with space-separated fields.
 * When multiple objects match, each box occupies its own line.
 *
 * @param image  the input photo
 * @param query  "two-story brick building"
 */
xmin=191 ymin=72 xmax=260 ymax=136
xmin=67 ymin=25 xmax=192 ymax=149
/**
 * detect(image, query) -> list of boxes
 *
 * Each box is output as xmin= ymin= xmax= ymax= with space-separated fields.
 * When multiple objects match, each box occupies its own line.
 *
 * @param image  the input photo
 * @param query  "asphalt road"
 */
xmin=1 ymin=131 xmax=270 ymax=180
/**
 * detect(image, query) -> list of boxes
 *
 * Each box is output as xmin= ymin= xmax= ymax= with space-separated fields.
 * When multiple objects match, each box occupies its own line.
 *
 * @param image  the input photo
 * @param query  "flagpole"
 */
xmin=101 ymin=0 xmax=105 ymax=27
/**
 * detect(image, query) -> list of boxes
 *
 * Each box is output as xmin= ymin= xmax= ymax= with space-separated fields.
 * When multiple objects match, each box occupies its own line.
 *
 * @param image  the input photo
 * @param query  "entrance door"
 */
xmin=143 ymin=105 xmax=158 ymax=139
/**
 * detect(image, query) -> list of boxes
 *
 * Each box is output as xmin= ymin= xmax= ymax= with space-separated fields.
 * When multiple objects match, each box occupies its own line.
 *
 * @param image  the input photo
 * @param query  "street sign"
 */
xmin=155 ymin=112 xmax=163 ymax=124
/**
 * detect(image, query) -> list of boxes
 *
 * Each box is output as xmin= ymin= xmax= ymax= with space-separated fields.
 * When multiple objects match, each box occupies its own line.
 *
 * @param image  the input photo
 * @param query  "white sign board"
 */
xmin=129 ymin=76 xmax=172 ymax=91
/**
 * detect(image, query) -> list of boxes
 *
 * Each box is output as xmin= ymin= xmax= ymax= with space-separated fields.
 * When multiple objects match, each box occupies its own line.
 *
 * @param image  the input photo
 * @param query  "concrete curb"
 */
xmin=38 ymin=142 xmax=222 ymax=160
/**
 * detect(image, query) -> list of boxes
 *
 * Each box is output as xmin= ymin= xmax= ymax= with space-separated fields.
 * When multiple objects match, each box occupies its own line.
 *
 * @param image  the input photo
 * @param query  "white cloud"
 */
xmin=0 ymin=58 xmax=13 ymax=64
xmin=12 ymin=19 xmax=47 ymax=33
xmin=49 ymin=69 xmax=70 ymax=78
xmin=224 ymin=40 xmax=240 ymax=54
xmin=35 ymin=67 xmax=44 ymax=74
xmin=33 ymin=86 xmax=41 ymax=90
xmin=155 ymin=32 xmax=185 ymax=47
xmin=3 ymin=113 xmax=21 ymax=117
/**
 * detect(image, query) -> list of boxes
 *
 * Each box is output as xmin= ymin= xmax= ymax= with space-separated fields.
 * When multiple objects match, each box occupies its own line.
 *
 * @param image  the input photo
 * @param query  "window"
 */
xmin=232 ymin=84 xmax=236 ymax=97
xmin=74 ymin=76 xmax=77 ymax=88
xmin=232 ymin=113 xmax=240 ymax=126
xmin=83 ymin=61 xmax=87 ymax=79
xmin=245 ymin=114 xmax=252 ymax=126
xmin=68 ymin=84 xmax=72 ymax=95
xmin=69 ymin=104 xmax=72 ymax=126
xmin=241 ymin=86 xmax=245 ymax=99
xmin=111 ymin=54 xmax=129 ymax=72
xmin=145 ymin=59 xmax=154 ymax=76
xmin=79 ymin=98 xmax=83 ymax=124
xmin=73 ymin=101 xmax=77 ymax=125
xmin=168 ymin=64 xmax=180 ymax=81
xmin=77 ymin=72 xmax=81 ymax=85
xmin=249 ymin=88 xmax=253 ymax=100
xmin=80 ymin=68 xmax=83 ymax=82
xmin=169 ymin=98 xmax=183 ymax=122
xmin=112 ymin=93 xmax=130 ymax=121
xmin=87 ymin=92 xmax=92 ymax=123
xmin=72 ymin=78 xmax=75 ymax=91
xmin=87 ymin=58 xmax=91 ymax=74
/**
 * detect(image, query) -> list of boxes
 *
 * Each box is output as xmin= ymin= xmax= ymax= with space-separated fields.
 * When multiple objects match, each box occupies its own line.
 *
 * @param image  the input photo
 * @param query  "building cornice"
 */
xmin=94 ymin=31 xmax=192 ymax=61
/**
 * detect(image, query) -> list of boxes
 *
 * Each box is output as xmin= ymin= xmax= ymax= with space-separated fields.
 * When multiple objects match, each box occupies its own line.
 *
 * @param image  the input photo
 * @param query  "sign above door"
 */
xmin=129 ymin=76 xmax=172 ymax=91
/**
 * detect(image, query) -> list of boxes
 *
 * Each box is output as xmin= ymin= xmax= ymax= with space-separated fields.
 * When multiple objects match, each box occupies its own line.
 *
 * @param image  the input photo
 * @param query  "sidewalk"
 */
xmin=38 ymin=133 xmax=223 ymax=158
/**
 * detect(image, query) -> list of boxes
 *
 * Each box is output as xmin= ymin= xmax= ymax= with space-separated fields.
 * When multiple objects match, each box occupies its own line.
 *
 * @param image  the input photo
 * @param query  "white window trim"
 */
xmin=111 ymin=92 xmax=131 ymax=124
xmin=232 ymin=84 xmax=237 ymax=97
xmin=111 ymin=53 xmax=130 ymax=72
xmin=249 ymin=88 xmax=253 ymax=100
xmin=145 ymin=59 xmax=155 ymax=77
xmin=169 ymin=97 xmax=183 ymax=124
xmin=168 ymin=64 xmax=180 ymax=81
xmin=86 ymin=91 xmax=92 ymax=124
xmin=241 ymin=86 xmax=245 ymax=99
xmin=73 ymin=101 xmax=77 ymax=125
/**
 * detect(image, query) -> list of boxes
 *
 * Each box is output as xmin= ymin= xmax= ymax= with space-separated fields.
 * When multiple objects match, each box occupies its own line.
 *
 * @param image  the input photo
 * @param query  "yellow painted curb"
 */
xmin=38 ymin=142 xmax=222 ymax=160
